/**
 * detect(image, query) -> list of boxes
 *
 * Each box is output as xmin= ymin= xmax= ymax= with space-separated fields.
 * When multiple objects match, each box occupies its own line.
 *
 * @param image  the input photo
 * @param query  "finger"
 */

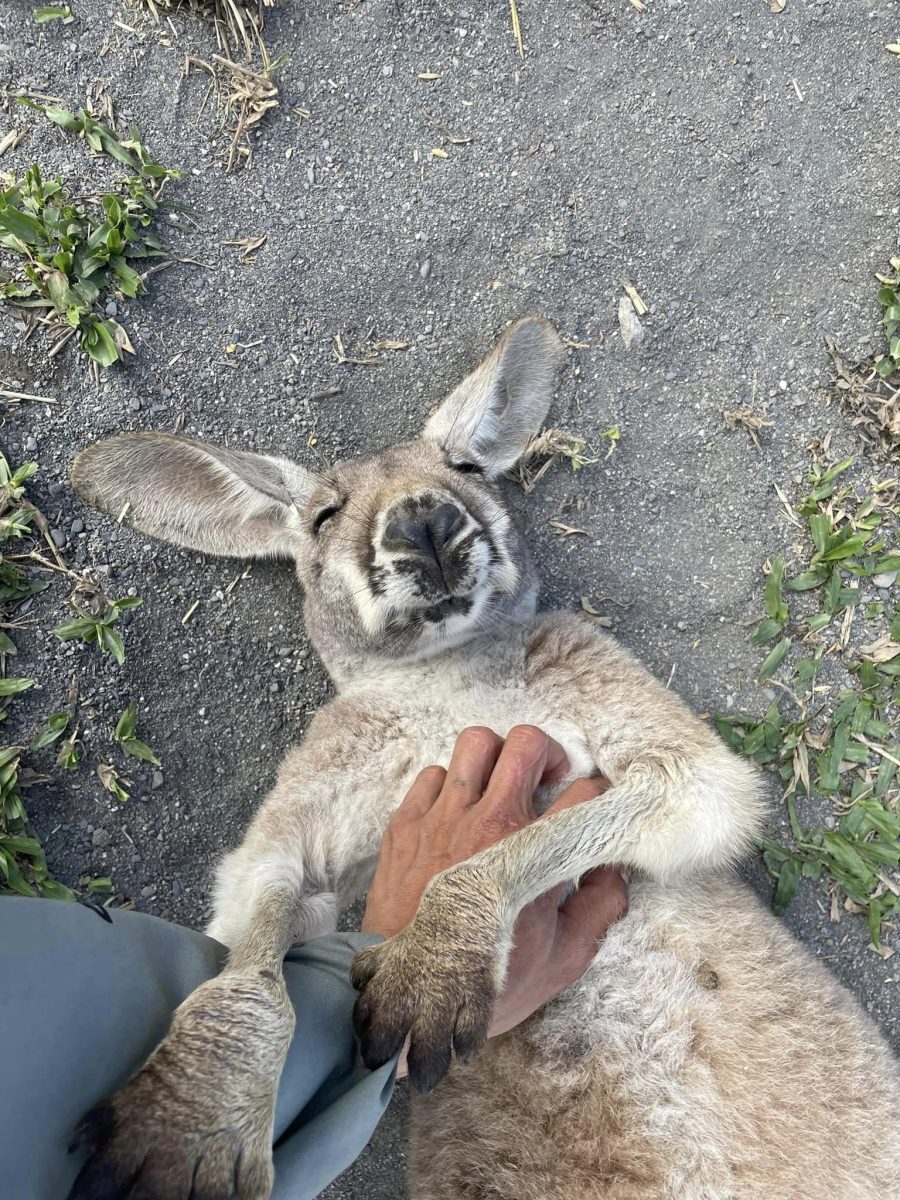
xmin=391 ymin=765 xmax=447 ymax=821
xmin=434 ymin=726 xmax=504 ymax=813
xmin=481 ymin=725 xmax=567 ymax=825
xmin=510 ymin=883 xmax=568 ymax=941
xmin=541 ymin=774 xmax=610 ymax=819
xmin=555 ymin=867 xmax=629 ymax=975
xmin=538 ymin=738 xmax=572 ymax=789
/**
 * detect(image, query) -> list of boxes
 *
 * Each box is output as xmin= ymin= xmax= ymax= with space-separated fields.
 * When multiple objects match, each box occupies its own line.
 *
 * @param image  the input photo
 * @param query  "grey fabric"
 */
xmin=0 ymin=896 xmax=397 ymax=1199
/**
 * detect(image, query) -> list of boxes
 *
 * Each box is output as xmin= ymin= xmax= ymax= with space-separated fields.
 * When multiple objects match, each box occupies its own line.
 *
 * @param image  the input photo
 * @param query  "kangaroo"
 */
xmin=68 ymin=317 xmax=899 ymax=1200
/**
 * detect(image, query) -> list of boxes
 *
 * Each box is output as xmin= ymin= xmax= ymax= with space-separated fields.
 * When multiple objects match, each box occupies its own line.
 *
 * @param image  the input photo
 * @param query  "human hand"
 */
xmin=361 ymin=725 xmax=628 ymax=1051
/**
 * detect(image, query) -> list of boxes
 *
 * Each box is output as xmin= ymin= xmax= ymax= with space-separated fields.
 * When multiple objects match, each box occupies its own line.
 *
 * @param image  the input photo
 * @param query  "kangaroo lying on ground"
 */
xmin=69 ymin=318 xmax=899 ymax=1199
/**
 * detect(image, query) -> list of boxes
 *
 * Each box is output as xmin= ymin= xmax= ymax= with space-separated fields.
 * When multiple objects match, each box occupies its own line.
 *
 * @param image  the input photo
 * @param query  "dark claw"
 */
xmin=353 ymin=992 xmax=411 ymax=1069
xmin=451 ymin=1001 xmax=488 ymax=1065
xmin=406 ymin=1032 xmax=453 ymax=1094
xmin=66 ymin=1152 xmax=142 ymax=1200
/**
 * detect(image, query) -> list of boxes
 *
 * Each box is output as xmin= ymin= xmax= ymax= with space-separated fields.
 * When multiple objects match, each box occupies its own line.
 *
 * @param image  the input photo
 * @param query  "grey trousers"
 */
xmin=0 ymin=896 xmax=398 ymax=1200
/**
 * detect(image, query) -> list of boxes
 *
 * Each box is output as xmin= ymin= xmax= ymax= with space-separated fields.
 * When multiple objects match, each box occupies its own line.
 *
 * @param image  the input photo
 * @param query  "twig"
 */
xmin=0 ymin=388 xmax=58 ymax=404
xmin=509 ymin=0 xmax=524 ymax=57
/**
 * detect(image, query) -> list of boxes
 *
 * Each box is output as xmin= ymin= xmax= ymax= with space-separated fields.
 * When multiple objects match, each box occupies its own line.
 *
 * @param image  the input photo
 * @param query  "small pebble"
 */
xmin=419 ymin=259 xmax=432 ymax=281
xmin=70 ymin=518 xmax=84 ymax=535
xmin=49 ymin=528 xmax=66 ymax=549
xmin=91 ymin=828 xmax=111 ymax=848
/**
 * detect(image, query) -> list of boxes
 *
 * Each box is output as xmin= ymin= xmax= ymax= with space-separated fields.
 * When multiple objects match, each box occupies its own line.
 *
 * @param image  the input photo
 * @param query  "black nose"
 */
xmin=384 ymin=503 xmax=462 ymax=564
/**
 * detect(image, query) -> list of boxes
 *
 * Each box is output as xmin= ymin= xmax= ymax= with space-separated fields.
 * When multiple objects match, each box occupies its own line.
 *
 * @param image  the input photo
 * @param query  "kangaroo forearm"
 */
xmin=440 ymin=752 xmax=764 ymax=931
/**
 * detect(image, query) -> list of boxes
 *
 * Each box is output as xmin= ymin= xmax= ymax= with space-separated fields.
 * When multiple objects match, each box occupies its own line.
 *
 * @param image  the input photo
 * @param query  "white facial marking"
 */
xmin=336 ymin=486 xmax=524 ymax=657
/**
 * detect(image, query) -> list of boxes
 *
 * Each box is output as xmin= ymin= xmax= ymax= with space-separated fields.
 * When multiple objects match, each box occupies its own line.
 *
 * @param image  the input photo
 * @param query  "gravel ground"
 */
xmin=2 ymin=1 xmax=898 ymax=1196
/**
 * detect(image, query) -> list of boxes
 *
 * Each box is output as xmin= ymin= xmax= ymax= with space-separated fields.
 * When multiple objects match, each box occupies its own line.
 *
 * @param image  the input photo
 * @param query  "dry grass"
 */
xmin=512 ymin=428 xmax=599 ymax=493
xmin=826 ymin=336 xmax=900 ymax=464
xmin=187 ymin=49 xmax=281 ymax=171
xmin=724 ymin=408 xmax=774 ymax=453
xmin=138 ymin=0 xmax=275 ymax=60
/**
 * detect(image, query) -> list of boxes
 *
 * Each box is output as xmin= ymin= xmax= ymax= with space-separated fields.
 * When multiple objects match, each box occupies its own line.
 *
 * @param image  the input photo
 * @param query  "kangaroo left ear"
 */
xmin=71 ymin=432 xmax=314 ymax=560
xmin=422 ymin=317 xmax=564 ymax=475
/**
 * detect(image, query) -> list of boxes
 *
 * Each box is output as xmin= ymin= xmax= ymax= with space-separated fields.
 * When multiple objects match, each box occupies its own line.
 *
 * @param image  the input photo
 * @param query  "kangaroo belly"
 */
xmin=409 ymin=878 xmax=900 ymax=1200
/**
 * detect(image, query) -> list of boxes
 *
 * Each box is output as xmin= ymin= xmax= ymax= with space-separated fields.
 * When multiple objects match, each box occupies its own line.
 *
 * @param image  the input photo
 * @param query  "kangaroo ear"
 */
xmin=71 ymin=432 xmax=314 ymax=559
xmin=423 ymin=317 xmax=564 ymax=475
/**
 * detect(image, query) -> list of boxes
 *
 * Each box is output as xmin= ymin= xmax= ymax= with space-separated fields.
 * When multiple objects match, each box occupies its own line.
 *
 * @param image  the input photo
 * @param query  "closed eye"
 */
xmin=449 ymin=460 xmax=482 ymax=475
xmin=313 ymin=503 xmax=342 ymax=533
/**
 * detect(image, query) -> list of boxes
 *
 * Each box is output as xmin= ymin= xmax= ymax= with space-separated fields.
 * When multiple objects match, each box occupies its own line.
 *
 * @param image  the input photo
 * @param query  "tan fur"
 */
xmin=412 ymin=880 xmax=900 ymax=1200
xmin=66 ymin=318 xmax=899 ymax=1200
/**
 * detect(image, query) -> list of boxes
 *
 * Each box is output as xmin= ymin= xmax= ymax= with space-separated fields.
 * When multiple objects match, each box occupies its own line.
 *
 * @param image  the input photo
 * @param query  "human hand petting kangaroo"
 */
xmin=356 ymin=725 xmax=629 ymax=1085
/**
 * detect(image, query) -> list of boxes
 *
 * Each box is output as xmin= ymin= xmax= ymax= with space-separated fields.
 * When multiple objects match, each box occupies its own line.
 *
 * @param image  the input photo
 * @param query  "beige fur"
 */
xmin=66 ymin=318 xmax=899 ymax=1200
xmin=412 ymin=879 xmax=900 ymax=1200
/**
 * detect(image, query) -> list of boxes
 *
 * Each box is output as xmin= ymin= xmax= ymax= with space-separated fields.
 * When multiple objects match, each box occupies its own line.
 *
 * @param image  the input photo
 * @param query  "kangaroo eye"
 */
xmin=313 ymin=504 xmax=342 ymax=533
xmin=450 ymin=461 xmax=482 ymax=475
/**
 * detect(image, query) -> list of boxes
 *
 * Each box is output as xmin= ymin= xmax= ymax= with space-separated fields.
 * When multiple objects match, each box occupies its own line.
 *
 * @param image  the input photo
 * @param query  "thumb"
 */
xmin=542 ymin=774 xmax=610 ymax=819
xmin=555 ymin=867 xmax=629 ymax=971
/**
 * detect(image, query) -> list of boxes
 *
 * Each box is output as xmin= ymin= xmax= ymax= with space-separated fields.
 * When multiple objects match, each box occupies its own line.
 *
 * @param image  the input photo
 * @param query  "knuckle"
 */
xmin=475 ymin=808 xmax=522 ymax=842
xmin=416 ymin=765 xmax=447 ymax=790
xmin=505 ymin=724 xmax=548 ymax=755
xmin=457 ymin=725 xmax=501 ymax=755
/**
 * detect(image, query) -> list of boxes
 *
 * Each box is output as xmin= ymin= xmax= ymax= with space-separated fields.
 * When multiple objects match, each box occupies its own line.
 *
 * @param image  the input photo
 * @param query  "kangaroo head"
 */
xmin=71 ymin=317 xmax=564 ymax=673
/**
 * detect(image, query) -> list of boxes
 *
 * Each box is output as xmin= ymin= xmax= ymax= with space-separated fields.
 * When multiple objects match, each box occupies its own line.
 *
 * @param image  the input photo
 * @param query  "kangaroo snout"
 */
xmin=383 ymin=498 xmax=467 ymax=590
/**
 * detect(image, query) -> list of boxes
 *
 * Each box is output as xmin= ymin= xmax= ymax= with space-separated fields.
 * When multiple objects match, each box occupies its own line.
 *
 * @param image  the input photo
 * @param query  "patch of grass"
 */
xmin=114 ymin=702 xmax=160 ymax=766
xmin=0 ymin=745 xmax=74 ymax=897
xmin=52 ymin=594 xmax=142 ymax=665
xmin=0 ymin=454 xmax=74 ymax=897
xmin=186 ymin=49 xmax=283 ymax=172
xmin=0 ymin=105 xmax=178 ymax=368
xmin=719 ymin=460 xmax=899 ymax=949
xmin=827 ymin=264 xmax=900 ymax=464
xmin=96 ymin=760 xmax=130 ymax=804
xmin=514 ymin=428 xmax=599 ymax=492
xmin=0 ymin=453 xmax=152 ymax=899
xmin=33 ymin=5 xmax=73 ymax=22
xmin=140 ymin=0 xmax=274 ymax=61
xmin=875 ymin=258 xmax=900 ymax=380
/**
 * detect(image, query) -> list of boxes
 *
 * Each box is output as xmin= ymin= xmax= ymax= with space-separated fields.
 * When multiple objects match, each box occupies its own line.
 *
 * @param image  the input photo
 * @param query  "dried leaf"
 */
xmin=549 ymin=520 xmax=587 ymax=538
xmin=859 ymin=635 xmax=900 ymax=663
xmin=620 ymin=277 xmax=648 ymax=315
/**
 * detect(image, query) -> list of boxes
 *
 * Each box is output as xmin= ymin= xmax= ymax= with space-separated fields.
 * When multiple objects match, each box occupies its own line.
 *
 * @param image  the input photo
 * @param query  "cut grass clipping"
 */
xmin=1 ymin=454 xmax=151 ymax=898
xmin=875 ymin=257 xmax=900 ymax=380
xmin=718 ymin=457 xmax=899 ymax=951
xmin=0 ymin=103 xmax=179 ymax=368
xmin=140 ymin=0 xmax=275 ymax=62
xmin=827 ymin=261 xmax=900 ymax=464
xmin=0 ymin=453 xmax=72 ymax=898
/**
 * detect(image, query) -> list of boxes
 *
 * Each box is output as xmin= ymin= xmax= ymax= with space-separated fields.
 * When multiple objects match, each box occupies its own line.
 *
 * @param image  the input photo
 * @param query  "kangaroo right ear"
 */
xmin=71 ymin=432 xmax=314 ymax=559
xmin=423 ymin=317 xmax=564 ymax=476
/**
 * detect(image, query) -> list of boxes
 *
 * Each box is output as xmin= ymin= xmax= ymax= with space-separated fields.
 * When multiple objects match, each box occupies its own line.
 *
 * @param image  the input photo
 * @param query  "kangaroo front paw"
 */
xmin=352 ymin=907 xmax=503 ymax=1093
xmin=66 ymin=972 xmax=294 ymax=1200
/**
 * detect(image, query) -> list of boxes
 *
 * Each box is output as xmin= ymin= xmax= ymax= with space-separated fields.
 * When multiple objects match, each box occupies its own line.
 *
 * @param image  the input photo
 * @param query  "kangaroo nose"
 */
xmin=385 ymin=503 xmax=462 ymax=562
